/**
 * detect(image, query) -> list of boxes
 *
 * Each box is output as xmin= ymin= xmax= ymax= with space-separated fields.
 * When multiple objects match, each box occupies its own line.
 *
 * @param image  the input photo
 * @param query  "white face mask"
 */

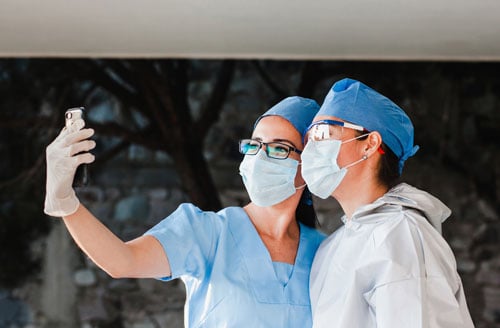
xmin=239 ymin=150 xmax=301 ymax=207
xmin=301 ymin=138 xmax=367 ymax=199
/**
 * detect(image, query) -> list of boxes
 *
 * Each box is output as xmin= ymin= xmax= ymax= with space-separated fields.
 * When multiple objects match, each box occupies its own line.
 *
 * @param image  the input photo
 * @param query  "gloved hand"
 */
xmin=44 ymin=118 xmax=96 ymax=217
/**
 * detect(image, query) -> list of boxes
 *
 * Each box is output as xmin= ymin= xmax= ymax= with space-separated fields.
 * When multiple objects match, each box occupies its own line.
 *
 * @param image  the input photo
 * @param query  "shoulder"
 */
xmin=168 ymin=203 xmax=246 ymax=221
xmin=370 ymin=207 xmax=441 ymax=249
xmin=172 ymin=202 xmax=204 ymax=217
xmin=300 ymin=223 xmax=327 ymax=246
xmin=149 ymin=203 xmax=238 ymax=233
xmin=313 ymin=226 xmax=343 ymax=259
xmin=369 ymin=208 xmax=458 ymax=276
xmin=215 ymin=206 xmax=247 ymax=220
xmin=160 ymin=203 xmax=209 ymax=224
xmin=300 ymin=223 xmax=327 ymax=237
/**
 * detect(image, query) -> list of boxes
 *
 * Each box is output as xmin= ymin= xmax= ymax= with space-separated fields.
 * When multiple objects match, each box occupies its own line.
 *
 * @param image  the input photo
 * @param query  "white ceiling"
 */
xmin=1 ymin=0 xmax=500 ymax=61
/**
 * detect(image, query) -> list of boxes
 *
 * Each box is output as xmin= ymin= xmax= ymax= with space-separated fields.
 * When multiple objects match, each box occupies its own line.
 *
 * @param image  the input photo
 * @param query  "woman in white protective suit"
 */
xmin=301 ymin=78 xmax=474 ymax=328
xmin=43 ymin=96 xmax=326 ymax=327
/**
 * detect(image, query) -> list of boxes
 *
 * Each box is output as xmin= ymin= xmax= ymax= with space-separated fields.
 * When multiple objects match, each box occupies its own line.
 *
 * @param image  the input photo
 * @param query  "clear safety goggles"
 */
xmin=304 ymin=119 xmax=366 ymax=142
xmin=305 ymin=119 xmax=386 ymax=154
xmin=239 ymin=139 xmax=302 ymax=160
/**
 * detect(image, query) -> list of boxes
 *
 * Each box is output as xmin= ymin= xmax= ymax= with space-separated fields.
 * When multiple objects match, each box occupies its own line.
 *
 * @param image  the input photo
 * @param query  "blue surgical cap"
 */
xmin=254 ymin=96 xmax=320 ymax=138
xmin=318 ymin=78 xmax=419 ymax=174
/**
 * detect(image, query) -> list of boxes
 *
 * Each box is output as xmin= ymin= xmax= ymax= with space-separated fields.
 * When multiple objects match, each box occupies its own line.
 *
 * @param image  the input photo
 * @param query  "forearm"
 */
xmin=62 ymin=203 xmax=138 ymax=278
xmin=62 ymin=203 xmax=171 ymax=278
xmin=45 ymin=122 xmax=170 ymax=278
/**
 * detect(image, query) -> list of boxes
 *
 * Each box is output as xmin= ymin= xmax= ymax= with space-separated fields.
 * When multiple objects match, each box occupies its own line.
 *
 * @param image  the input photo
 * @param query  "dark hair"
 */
xmin=295 ymin=187 xmax=318 ymax=228
xmin=378 ymin=143 xmax=400 ymax=188
xmin=356 ymin=132 xmax=400 ymax=189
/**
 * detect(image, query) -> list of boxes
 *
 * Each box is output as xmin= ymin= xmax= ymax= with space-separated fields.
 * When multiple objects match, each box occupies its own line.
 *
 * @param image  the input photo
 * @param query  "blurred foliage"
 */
xmin=0 ymin=58 xmax=238 ymax=288
xmin=0 ymin=60 xmax=53 ymax=288
xmin=0 ymin=59 xmax=499 ymax=290
xmin=0 ymin=197 xmax=50 ymax=288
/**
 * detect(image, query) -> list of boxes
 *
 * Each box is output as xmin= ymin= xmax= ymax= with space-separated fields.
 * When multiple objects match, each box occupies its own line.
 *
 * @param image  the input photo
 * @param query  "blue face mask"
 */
xmin=239 ymin=150 xmax=302 ymax=207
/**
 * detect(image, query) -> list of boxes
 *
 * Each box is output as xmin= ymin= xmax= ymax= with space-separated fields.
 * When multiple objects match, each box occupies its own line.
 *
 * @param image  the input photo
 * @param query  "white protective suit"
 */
xmin=310 ymin=183 xmax=474 ymax=328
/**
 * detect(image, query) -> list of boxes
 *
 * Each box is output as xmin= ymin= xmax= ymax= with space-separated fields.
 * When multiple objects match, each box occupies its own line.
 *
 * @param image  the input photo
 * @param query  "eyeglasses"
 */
xmin=305 ymin=120 xmax=386 ymax=154
xmin=238 ymin=139 xmax=302 ymax=160
xmin=304 ymin=119 xmax=365 ymax=141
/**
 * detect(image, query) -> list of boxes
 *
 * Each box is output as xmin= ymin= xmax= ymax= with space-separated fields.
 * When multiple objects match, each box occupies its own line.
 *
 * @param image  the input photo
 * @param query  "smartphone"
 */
xmin=65 ymin=107 xmax=89 ymax=187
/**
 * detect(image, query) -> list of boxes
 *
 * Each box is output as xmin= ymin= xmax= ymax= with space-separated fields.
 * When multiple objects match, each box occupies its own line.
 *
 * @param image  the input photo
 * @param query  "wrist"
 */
xmin=44 ymin=190 xmax=80 ymax=217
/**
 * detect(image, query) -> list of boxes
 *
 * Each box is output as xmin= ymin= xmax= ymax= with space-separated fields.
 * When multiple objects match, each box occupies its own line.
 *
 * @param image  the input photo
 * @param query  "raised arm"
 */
xmin=44 ymin=119 xmax=170 ymax=279
xmin=63 ymin=204 xmax=170 ymax=278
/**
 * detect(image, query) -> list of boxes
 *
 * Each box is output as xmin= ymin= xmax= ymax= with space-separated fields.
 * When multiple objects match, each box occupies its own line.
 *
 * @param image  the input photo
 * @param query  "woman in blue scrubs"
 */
xmin=44 ymin=96 xmax=326 ymax=327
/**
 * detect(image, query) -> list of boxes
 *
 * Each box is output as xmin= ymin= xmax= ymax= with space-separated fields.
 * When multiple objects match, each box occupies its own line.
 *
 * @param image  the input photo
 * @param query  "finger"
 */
xmin=69 ymin=139 xmax=96 ymax=156
xmin=72 ymin=152 xmax=96 ymax=166
xmin=64 ymin=128 xmax=95 ymax=146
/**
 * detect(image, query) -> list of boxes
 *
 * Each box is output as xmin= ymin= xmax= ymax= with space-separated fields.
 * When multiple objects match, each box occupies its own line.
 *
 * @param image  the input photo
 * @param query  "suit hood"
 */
xmin=347 ymin=183 xmax=451 ymax=234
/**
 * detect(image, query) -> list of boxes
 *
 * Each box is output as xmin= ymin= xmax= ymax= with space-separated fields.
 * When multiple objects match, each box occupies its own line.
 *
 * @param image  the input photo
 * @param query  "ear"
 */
xmin=364 ymin=131 xmax=383 ymax=158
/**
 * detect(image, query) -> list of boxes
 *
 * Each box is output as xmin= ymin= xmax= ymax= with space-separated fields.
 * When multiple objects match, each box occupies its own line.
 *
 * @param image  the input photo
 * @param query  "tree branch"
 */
xmin=91 ymin=139 xmax=131 ymax=171
xmin=296 ymin=61 xmax=323 ymax=98
xmin=90 ymin=121 xmax=164 ymax=150
xmin=77 ymin=61 xmax=141 ymax=109
xmin=251 ymin=60 xmax=288 ymax=99
xmin=0 ymin=152 xmax=45 ymax=190
xmin=196 ymin=60 xmax=236 ymax=139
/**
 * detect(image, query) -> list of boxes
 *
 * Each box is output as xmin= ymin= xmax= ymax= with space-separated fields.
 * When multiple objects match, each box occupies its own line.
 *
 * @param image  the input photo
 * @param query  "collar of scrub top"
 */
xmin=226 ymin=207 xmax=312 ymax=306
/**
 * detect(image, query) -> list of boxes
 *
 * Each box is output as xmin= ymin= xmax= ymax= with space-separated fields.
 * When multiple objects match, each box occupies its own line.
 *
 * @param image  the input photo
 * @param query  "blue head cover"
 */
xmin=254 ymin=96 xmax=320 ymax=138
xmin=318 ymin=78 xmax=419 ymax=174
xmin=254 ymin=96 xmax=319 ymax=207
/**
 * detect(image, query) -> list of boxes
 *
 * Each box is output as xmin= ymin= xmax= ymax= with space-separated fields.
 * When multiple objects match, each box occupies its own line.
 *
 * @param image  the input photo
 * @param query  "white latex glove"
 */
xmin=44 ymin=118 xmax=96 ymax=217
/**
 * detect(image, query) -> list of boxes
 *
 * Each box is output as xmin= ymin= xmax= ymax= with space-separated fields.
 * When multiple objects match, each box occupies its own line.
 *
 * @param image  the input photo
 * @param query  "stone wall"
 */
xmin=7 ymin=151 xmax=497 ymax=328
xmin=2 ymin=61 xmax=499 ymax=327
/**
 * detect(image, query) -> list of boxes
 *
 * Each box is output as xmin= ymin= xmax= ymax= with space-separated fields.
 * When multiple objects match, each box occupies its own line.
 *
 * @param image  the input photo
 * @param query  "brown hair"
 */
xmin=356 ymin=133 xmax=400 ymax=188
xmin=296 ymin=187 xmax=318 ymax=228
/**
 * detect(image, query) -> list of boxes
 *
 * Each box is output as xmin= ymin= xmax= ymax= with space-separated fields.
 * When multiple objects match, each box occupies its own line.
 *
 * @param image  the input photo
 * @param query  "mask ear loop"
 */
xmin=295 ymin=162 xmax=307 ymax=190
xmin=295 ymin=183 xmax=307 ymax=190
xmin=340 ymin=132 xmax=377 ymax=170
xmin=342 ymin=154 xmax=368 ymax=170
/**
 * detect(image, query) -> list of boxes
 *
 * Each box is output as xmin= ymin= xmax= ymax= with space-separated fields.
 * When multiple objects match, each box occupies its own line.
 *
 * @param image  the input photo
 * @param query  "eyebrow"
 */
xmin=252 ymin=137 xmax=300 ymax=149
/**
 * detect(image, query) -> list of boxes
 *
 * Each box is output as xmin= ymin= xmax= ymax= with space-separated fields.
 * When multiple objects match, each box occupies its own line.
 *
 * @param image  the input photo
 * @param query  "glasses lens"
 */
xmin=239 ymin=139 xmax=260 ymax=155
xmin=306 ymin=123 xmax=343 ymax=141
xmin=267 ymin=143 xmax=290 ymax=159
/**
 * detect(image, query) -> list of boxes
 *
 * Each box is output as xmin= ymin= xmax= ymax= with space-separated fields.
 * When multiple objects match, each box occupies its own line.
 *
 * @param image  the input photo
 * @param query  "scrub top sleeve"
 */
xmin=144 ymin=203 xmax=222 ymax=281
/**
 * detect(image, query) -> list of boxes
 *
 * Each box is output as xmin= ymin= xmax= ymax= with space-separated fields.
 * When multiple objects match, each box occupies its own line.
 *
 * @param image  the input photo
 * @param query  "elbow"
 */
xmin=107 ymin=270 xmax=126 ymax=279
xmin=101 ymin=262 xmax=135 ymax=279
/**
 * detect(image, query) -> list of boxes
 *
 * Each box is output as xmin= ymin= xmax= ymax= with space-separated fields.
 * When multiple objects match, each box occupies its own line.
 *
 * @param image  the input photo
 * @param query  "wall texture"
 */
xmin=1 ymin=61 xmax=499 ymax=328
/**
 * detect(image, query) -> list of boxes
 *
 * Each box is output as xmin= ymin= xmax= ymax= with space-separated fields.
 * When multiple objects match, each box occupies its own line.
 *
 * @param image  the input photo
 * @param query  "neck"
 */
xmin=244 ymin=194 xmax=300 ymax=240
xmin=244 ymin=192 xmax=303 ymax=264
xmin=333 ymin=170 xmax=388 ymax=220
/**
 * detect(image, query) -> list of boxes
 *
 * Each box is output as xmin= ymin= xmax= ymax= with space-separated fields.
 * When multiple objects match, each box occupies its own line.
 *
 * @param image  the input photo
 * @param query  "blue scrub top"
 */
xmin=145 ymin=203 xmax=325 ymax=328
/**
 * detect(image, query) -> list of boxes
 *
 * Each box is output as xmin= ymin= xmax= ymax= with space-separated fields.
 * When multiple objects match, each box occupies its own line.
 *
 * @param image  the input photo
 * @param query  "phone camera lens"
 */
xmin=65 ymin=112 xmax=72 ymax=119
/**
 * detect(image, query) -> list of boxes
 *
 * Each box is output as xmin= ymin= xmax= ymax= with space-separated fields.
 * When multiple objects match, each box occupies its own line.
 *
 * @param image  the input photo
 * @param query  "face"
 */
xmin=306 ymin=115 xmax=367 ymax=169
xmin=252 ymin=116 xmax=305 ymax=186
